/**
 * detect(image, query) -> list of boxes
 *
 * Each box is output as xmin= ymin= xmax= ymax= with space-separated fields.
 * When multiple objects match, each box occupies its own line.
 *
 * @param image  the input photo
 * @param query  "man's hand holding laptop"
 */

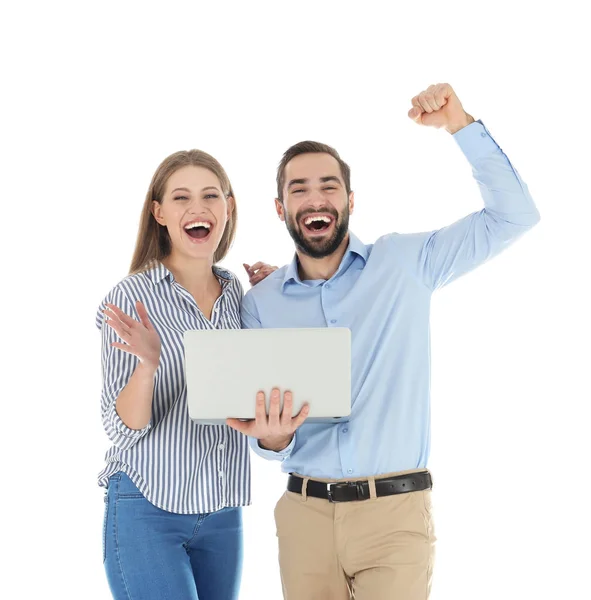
xmin=227 ymin=389 xmax=309 ymax=452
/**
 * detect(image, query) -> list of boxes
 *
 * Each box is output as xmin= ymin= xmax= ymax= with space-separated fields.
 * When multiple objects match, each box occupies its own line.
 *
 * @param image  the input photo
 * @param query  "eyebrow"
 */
xmin=287 ymin=176 xmax=342 ymax=189
xmin=170 ymin=186 xmax=221 ymax=194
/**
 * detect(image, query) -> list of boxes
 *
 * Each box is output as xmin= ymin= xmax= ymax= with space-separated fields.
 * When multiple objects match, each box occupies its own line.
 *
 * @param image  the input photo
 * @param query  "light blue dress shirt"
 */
xmin=241 ymin=121 xmax=540 ymax=479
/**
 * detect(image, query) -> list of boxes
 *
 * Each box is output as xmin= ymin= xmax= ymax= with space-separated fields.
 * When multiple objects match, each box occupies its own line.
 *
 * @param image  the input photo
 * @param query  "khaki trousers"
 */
xmin=274 ymin=469 xmax=436 ymax=599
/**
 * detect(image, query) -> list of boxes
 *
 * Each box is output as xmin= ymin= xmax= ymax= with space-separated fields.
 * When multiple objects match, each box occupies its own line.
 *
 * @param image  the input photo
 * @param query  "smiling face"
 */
xmin=152 ymin=165 xmax=234 ymax=262
xmin=277 ymin=152 xmax=354 ymax=259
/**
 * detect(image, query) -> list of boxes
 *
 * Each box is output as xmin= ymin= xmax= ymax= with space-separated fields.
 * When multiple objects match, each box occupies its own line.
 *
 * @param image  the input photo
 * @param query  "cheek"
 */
xmin=215 ymin=205 xmax=230 ymax=232
xmin=284 ymin=209 xmax=297 ymax=225
xmin=159 ymin=203 xmax=182 ymax=225
xmin=283 ymin=201 xmax=300 ymax=222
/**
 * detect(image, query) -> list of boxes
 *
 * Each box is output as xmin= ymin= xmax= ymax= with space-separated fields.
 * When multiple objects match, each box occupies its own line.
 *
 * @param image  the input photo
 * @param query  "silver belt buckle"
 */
xmin=327 ymin=483 xmax=335 ymax=502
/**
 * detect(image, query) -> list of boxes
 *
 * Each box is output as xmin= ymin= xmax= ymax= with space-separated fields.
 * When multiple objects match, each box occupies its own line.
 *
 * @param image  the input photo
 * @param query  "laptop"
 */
xmin=184 ymin=328 xmax=351 ymax=425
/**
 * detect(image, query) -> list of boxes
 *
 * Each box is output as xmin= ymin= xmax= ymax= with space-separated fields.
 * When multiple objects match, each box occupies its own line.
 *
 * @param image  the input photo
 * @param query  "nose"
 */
xmin=309 ymin=187 xmax=324 ymax=201
xmin=186 ymin=198 xmax=207 ymax=214
xmin=307 ymin=189 xmax=327 ymax=209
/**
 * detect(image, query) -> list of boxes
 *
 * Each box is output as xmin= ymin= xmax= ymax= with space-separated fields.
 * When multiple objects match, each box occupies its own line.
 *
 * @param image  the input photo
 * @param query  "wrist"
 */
xmin=259 ymin=435 xmax=293 ymax=452
xmin=136 ymin=362 xmax=158 ymax=379
xmin=446 ymin=113 xmax=475 ymax=135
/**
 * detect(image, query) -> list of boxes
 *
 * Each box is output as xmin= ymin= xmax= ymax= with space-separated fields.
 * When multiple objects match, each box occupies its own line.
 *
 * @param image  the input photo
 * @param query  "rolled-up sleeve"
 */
xmin=97 ymin=286 xmax=152 ymax=450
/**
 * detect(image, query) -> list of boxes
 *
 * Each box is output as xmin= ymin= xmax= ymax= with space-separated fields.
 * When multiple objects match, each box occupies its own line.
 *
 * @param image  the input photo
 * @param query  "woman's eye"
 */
xmin=204 ymin=194 xmax=220 ymax=200
xmin=174 ymin=196 xmax=189 ymax=201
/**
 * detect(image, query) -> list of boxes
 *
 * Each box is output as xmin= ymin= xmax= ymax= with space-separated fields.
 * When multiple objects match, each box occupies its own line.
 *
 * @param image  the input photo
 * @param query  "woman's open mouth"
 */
xmin=184 ymin=220 xmax=213 ymax=243
xmin=301 ymin=214 xmax=335 ymax=236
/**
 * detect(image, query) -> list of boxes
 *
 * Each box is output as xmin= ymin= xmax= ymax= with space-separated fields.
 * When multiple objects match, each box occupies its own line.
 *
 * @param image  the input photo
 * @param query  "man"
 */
xmin=227 ymin=82 xmax=540 ymax=599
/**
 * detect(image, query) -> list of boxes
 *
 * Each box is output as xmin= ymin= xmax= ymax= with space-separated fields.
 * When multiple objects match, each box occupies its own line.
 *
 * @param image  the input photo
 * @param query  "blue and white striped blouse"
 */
xmin=96 ymin=261 xmax=251 ymax=514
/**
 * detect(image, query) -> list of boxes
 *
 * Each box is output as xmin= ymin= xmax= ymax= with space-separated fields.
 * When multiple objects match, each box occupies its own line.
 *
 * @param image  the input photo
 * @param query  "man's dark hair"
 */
xmin=276 ymin=141 xmax=352 ymax=202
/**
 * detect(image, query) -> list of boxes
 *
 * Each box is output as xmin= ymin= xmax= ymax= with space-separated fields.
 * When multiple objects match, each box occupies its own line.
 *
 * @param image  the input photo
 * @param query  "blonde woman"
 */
xmin=97 ymin=150 xmax=278 ymax=599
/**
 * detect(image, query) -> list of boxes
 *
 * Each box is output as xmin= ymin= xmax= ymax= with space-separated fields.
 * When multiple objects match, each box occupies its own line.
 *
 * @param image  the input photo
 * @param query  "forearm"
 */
xmin=115 ymin=363 xmax=156 ymax=430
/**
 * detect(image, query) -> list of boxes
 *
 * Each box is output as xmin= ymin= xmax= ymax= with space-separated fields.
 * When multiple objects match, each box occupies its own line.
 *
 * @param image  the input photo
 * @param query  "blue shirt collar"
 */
xmin=282 ymin=231 xmax=368 ymax=290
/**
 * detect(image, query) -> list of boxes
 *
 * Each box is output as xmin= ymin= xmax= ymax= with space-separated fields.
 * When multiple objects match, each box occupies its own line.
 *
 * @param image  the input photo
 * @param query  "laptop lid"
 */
xmin=184 ymin=328 xmax=351 ymax=425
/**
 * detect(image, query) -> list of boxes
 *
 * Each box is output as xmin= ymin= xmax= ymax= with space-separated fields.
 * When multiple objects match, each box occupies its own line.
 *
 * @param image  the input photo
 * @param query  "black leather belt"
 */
xmin=287 ymin=471 xmax=432 ymax=503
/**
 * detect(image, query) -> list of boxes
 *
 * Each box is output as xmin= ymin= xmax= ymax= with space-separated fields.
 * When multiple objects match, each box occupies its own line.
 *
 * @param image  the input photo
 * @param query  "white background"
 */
xmin=1 ymin=1 xmax=589 ymax=598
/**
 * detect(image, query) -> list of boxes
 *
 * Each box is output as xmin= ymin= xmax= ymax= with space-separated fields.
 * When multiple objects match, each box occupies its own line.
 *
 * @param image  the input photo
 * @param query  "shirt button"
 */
xmin=342 ymin=428 xmax=348 ymax=433
xmin=330 ymin=319 xmax=337 ymax=324
xmin=347 ymin=468 xmax=353 ymax=474
xmin=481 ymin=132 xmax=486 ymax=137
xmin=218 ymin=470 xmax=224 ymax=478
xmin=325 ymin=283 xmax=331 ymax=289
xmin=218 ymin=444 xmax=225 ymax=451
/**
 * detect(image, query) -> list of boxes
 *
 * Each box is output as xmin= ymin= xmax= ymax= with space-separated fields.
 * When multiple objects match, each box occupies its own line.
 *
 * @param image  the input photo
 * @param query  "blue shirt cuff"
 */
xmin=252 ymin=433 xmax=296 ymax=459
xmin=453 ymin=120 xmax=501 ymax=163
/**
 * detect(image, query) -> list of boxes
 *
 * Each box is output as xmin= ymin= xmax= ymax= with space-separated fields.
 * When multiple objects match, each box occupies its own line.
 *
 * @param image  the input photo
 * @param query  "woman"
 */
xmin=97 ymin=149 xmax=275 ymax=599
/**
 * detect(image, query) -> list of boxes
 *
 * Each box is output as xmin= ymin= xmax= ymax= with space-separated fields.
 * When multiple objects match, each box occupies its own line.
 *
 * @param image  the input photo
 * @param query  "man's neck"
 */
xmin=296 ymin=234 xmax=350 ymax=281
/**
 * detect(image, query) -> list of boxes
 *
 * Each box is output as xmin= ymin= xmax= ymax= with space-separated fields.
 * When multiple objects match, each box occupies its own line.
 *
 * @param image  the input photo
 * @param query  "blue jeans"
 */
xmin=103 ymin=472 xmax=243 ymax=600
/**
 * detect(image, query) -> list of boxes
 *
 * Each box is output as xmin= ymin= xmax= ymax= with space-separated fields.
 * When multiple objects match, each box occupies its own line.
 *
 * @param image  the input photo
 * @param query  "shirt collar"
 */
xmin=282 ymin=231 xmax=368 ymax=290
xmin=146 ymin=261 xmax=234 ymax=287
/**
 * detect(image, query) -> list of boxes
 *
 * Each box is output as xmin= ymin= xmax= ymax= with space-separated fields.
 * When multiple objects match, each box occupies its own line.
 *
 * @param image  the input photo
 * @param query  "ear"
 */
xmin=226 ymin=196 xmax=235 ymax=220
xmin=275 ymin=198 xmax=285 ymax=222
xmin=348 ymin=191 xmax=355 ymax=215
xmin=152 ymin=201 xmax=166 ymax=226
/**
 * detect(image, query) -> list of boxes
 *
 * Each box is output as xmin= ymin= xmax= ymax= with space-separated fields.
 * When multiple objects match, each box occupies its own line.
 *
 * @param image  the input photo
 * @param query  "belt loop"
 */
xmin=368 ymin=477 xmax=377 ymax=501
xmin=301 ymin=477 xmax=309 ymax=502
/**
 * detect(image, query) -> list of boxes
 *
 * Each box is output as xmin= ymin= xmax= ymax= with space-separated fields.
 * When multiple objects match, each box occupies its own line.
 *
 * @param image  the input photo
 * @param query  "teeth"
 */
xmin=184 ymin=221 xmax=211 ymax=230
xmin=304 ymin=216 xmax=332 ymax=225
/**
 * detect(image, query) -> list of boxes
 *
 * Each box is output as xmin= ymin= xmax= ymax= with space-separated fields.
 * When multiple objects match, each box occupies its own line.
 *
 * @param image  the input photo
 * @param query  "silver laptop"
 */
xmin=184 ymin=328 xmax=351 ymax=425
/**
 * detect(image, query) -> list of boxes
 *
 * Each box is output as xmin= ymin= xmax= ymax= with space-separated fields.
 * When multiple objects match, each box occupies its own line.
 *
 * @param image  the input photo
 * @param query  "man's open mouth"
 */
xmin=184 ymin=220 xmax=213 ymax=242
xmin=301 ymin=214 xmax=334 ymax=234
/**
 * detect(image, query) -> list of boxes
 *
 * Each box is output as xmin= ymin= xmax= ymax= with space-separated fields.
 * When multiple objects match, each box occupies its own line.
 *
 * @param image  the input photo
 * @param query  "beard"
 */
xmin=285 ymin=206 xmax=349 ymax=259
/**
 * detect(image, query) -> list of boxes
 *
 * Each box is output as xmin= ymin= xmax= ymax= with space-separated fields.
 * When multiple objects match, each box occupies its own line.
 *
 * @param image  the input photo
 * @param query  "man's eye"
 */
xmin=293 ymin=189 xmax=305 ymax=194
xmin=323 ymin=187 xmax=337 ymax=191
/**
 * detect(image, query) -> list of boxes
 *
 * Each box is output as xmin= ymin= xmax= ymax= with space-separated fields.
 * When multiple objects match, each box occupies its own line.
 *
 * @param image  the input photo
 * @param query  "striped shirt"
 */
xmin=96 ymin=261 xmax=251 ymax=514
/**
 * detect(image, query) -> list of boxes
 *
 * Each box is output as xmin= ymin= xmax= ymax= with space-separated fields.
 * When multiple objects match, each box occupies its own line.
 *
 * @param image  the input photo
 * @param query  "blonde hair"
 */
xmin=130 ymin=150 xmax=237 ymax=274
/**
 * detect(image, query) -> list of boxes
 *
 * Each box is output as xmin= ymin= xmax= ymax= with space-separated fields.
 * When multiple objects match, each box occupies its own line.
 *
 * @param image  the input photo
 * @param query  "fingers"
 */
xmin=227 ymin=390 xmax=306 ymax=436
xmin=417 ymin=91 xmax=439 ymax=113
xmin=245 ymin=262 xmax=276 ymax=276
xmin=249 ymin=261 xmax=266 ymax=272
xmin=268 ymin=388 xmax=281 ymax=428
xmin=135 ymin=301 xmax=154 ymax=330
xmin=408 ymin=105 xmax=423 ymax=123
xmin=411 ymin=83 xmax=451 ymax=116
xmin=426 ymin=84 xmax=448 ymax=112
xmin=249 ymin=266 xmax=276 ymax=286
xmin=110 ymin=342 xmax=137 ymax=355
xmin=280 ymin=391 xmax=294 ymax=427
xmin=292 ymin=403 xmax=310 ymax=429
xmin=431 ymin=83 xmax=449 ymax=109
xmin=226 ymin=395 xmax=265 ymax=436
xmin=104 ymin=311 xmax=132 ymax=341
xmin=105 ymin=303 xmax=136 ymax=329
xmin=254 ymin=391 xmax=268 ymax=426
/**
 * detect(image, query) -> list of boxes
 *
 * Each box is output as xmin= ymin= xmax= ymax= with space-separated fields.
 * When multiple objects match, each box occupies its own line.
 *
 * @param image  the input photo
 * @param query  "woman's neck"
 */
xmin=161 ymin=253 xmax=218 ymax=294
